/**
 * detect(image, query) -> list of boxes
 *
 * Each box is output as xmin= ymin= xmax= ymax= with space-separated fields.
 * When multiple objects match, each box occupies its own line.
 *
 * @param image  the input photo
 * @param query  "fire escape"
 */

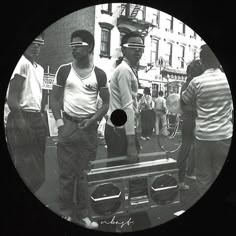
xmin=117 ymin=3 xmax=155 ymax=37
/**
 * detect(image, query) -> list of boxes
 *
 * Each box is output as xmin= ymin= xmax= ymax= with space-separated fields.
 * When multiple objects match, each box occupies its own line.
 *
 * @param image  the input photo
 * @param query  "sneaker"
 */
xmin=179 ymin=182 xmax=190 ymax=190
xmin=140 ymin=136 xmax=146 ymax=140
xmin=146 ymin=136 xmax=150 ymax=140
xmin=62 ymin=216 xmax=72 ymax=222
xmin=80 ymin=217 xmax=99 ymax=229
xmin=186 ymin=175 xmax=196 ymax=180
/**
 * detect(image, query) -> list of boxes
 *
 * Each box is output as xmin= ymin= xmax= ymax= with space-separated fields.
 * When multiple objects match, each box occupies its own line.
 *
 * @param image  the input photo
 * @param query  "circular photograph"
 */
xmin=3 ymin=3 xmax=234 ymax=233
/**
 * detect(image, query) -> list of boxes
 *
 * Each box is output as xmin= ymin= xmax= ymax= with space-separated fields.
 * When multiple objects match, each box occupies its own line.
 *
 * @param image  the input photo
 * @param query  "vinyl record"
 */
xmin=2 ymin=1 xmax=234 ymax=235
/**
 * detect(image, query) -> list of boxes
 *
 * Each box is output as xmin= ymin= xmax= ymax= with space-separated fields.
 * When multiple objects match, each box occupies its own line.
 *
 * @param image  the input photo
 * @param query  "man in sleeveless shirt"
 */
xmin=50 ymin=30 xmax=109 ymax=228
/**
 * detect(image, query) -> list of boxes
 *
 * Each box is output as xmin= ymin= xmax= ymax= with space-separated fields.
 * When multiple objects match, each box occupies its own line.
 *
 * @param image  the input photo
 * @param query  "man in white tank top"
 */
xmin=50 ymin=30 xmax=109 ymax=229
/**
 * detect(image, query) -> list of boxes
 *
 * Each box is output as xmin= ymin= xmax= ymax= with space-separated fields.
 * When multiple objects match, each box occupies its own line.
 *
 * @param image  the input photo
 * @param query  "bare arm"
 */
xmin=7 ymin=74 xmax=28 ymax=129
xmin=91 ymin=87 xmax=109 ymax=122
xmin=7 ymin=74 xmax=25 ymax=113
xmin=50 ymin=84 xmax=64 ymax=127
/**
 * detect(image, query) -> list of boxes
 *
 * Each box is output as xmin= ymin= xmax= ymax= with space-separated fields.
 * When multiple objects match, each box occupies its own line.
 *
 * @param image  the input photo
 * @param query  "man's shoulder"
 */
xmin=58 ymin=63 xmax=72 ymax=71
xmin=56 ymin=63 xmax=72 ymax=86
xmin=115 ymin=62 xmax=132 ymax=76
xmin=94 ymin=66 xmax=107 ymax=88
xmin=94 ymin=66 xmax=106 ymax=74
xmin=17 ymin=55 xmax=30 ymax=67
xmin=56 ymin=63 xmax=72 ymax=76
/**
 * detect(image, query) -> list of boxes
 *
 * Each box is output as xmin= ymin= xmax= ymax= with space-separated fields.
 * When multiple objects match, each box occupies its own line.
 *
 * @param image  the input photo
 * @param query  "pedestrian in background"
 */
xmin=139 ymin=87 xmax=153 ymax=140
xmin=6 ymin=33 xmax=47 ymax=194
xmin=178 ymin=59 xmax=204 ymax=190
xmin=181 ymin=44 xmax=233 ymax=196
xmin=50 ymin=30 xmax=109 ymax=228
xmin=154 ymin=90 xmax=168 ymax=136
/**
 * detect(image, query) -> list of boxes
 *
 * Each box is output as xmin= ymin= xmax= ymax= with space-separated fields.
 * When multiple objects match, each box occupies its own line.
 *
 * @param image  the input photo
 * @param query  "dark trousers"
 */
xmin=141 ymin=109 xmax=154 ymax=137
xmin=194 ymin=138 xmax=231 ymax=197
xmin=57 ymin=116 xmax=97 ymax=219
xmin=177 ymin=112 xmax=195 ymax=183
xmin=6 ymin=111 xmax=46 ymax=193
xmin=104 ymin=123 xmax=140 ymax=166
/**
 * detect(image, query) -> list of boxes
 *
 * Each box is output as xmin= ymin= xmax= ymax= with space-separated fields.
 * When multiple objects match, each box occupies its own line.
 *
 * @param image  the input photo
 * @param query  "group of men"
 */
xmin=5 ymin=28 xmax=233 ymax=231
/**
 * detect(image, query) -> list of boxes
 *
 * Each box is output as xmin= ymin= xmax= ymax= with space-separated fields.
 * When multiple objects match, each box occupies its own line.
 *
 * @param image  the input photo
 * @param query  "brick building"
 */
xmin=37 ymin=6 xmax=95 ymax=74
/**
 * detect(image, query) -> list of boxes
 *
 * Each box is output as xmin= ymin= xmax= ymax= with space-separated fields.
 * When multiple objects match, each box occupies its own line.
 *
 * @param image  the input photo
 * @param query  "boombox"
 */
xmin=84 ymin=152 xmax=180 ymax=220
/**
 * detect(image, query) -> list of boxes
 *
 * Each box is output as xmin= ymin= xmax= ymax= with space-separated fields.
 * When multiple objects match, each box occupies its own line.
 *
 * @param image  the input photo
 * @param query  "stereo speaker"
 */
xmin=84 ymin=152 xmax=180 ymax=220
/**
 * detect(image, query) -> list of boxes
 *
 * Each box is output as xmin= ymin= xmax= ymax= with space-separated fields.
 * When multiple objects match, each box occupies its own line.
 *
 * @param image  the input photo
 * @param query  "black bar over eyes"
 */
xmin=32 ymin=39 xmax=44 ymax=45
xmin=70 ymin=42 xmax=88 ymax=47
xmin=123 ymin=43 xmax=145 ymax=49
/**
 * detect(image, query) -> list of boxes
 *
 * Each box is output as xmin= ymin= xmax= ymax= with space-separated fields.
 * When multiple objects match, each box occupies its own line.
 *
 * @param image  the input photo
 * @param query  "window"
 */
xmin=191 ymin=31 xmax=197 ymax=39
xmin=180 ymin=45 xmax=185 ymax=68
xmin=178 ymin=22 xmax=186 ymax=35
xmin=166 ymin=42 xmax=173 ymax=67
xmin=100 ymin=28 xmax=110 ymax=57
xmin=182 ymin=23 xmax=186 ymax=34
xmin=166 ymin=16 xmax=174 ymax=32
xmin=152 ymin=10 xmax=160 ymax=26
xmin=150 ymin=38 xmax=159 ymax=64
xmin=101 ymin=3 xmax=112 ymax=15
xmin=99 ymin=22 xmax=114 ymax=58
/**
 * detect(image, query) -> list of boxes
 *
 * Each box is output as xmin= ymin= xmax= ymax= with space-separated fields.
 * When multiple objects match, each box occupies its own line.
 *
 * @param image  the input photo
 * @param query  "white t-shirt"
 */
xmin=9 ymin=55 xmax=44 ymax=111
xmin=55 ymin=63 xmax=106 ymax=118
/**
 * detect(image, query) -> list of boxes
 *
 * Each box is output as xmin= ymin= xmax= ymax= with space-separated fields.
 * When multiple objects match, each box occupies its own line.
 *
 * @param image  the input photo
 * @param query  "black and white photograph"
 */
xmin=1 ymin=1 xmax=235 ymax=235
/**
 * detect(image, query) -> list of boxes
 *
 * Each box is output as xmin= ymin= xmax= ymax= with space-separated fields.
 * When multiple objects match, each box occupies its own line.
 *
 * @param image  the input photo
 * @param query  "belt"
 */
xmin=22 ymin=109 xmax=41 ymax=113
xmin=63 ymin=112 xmax=93 ymax=124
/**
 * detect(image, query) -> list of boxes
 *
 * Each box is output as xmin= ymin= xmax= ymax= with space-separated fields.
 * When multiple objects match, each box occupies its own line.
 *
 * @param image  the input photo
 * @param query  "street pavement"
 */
xmin=35 ymin=134 xmax=201 ymax=232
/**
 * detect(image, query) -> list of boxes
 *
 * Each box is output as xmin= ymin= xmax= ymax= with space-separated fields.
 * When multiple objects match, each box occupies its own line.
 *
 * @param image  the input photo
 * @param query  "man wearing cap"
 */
xmin=6 ymin=33 xmax=47 ymax=193
xmin=103 ymin=31 xmax=152 ymax=232
xmin=105 ymin=31 xmax=144 ymax=166
xmin=50 ymin=30 xmax=109 ymax=229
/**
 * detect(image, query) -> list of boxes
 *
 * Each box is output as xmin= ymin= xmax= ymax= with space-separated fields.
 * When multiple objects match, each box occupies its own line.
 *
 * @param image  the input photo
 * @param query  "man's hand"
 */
xmin=15 ymin=117 xmax=27 ymax=130
xmin=78 ymin=118 xmax=96 ymax=130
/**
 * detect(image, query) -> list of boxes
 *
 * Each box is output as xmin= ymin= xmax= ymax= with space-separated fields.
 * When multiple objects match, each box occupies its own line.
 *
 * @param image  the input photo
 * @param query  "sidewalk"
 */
xmin=36 ymin=135 xmax=200 ymax=230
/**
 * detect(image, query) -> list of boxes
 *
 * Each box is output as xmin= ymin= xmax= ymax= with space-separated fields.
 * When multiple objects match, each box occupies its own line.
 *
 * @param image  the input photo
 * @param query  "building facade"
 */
xmin=37 ymin=6 xmax=96 ymax=74
xmin=94 ymin=3 xmax=205 ymax=96
xmin=35 ymin=3 xmax=204 ymax=96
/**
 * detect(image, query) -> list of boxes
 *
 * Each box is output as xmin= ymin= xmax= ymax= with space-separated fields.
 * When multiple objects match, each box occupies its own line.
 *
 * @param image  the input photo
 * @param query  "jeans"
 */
xmin=155 ymin=111 xmax=168 ymax=135
xmin=104 ymin=123 xmax=140 ymax=167
xmin=57 ymin=116 xmax=97 ymax=219
xmin=141 ymin=109 xmax=154 ymax=137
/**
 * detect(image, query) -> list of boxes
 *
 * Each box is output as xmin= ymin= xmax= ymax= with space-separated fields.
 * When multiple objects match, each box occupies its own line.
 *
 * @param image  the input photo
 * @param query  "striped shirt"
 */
xmin=182 ymin=68 xmax=233 ymax=141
